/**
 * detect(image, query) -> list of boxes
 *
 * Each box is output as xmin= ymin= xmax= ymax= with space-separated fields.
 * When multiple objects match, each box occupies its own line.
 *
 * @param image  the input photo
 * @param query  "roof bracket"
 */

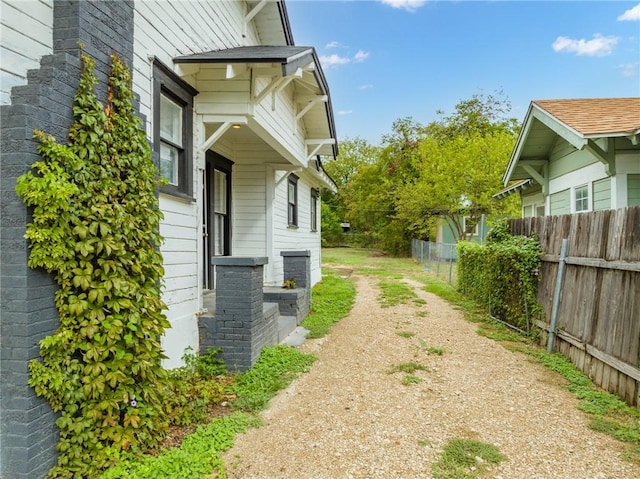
xmin=305 ymin=139 xmax=335 ymax=161
xmin=522 ymin=164 xmax=549 ymax=195
xmin=584 ymin=138 xmax=615 ymax=175
xmin=296 ymin=95 xmax=328 ymax=121
xmin=243 ymin=0 xmax=268 ymax=39
xmin=199 ymin=115 xmax=248 ymax=152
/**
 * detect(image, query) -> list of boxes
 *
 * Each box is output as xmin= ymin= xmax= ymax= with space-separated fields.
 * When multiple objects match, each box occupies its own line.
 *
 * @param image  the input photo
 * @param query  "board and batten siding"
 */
xmin=593 ymin=177 xmax=611 ymax=211
xmin=0 ymin=0 xmax=53 ymax=104
xmin=132 ymin=1 xmax=259 ymax=368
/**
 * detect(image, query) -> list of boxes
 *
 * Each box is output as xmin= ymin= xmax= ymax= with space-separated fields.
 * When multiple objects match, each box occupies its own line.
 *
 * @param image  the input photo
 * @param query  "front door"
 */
xmin=203 ymin=151 xmax=233 ymax=289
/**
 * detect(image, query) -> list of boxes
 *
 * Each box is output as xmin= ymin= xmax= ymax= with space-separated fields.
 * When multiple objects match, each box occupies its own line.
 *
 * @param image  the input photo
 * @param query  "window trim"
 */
xmin=287 ymin=174 xmax=299 ymax=228
xmin=310 ymin=188 xmax=319 ymax=232
xmin=573 ymin=184 xmax=591 ymax=213
xmin=462 ymin=216 xmax=479 ymax=237
xmin=153 ymin=59 xmax=198 ymax=200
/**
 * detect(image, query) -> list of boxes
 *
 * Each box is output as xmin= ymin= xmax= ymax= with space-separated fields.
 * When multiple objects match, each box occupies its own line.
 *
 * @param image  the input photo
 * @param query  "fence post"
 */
xmin=547 ymin=238 xmax=569 ymax=353
xmin=448 ymin=244 xmax=454 ymax=285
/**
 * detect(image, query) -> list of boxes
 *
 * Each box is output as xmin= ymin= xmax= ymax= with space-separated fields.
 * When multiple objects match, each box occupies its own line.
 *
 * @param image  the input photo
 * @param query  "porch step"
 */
xmin=280 ymin=325 xmax=310 ymax=347
xmin=277 ymin=315 xmax=297 ymax=343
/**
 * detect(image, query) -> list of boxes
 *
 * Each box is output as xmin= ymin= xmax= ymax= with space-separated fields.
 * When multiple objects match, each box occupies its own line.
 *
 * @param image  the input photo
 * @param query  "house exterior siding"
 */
xmin=0 ymin=0 xmax=54 ymax=104
xmin=629 ymin=174 xmax=640 ymax=206
xmin=0 ymin=2 xmax=137 ymax=476
xmin=593 ymin=177 xmax=611 ymax=211
xmin=550 ymin=189 xmax=570 ymax=215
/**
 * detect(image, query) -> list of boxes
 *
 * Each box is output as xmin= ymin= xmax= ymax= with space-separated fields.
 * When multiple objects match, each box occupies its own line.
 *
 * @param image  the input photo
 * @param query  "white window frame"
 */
xmin=573 ymin=184 xmax=591 ymax=213
xmin=462 ymin=216 xmax=479 ymax=237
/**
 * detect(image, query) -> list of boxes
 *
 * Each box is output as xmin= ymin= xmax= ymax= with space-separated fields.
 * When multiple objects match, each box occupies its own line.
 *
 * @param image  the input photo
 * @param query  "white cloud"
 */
xmin=552 ymin=34 xmax=618 ymax=56
xmin=319 ymin=54 xmax=351 ymax=68
xmin=325 ymin=41 xmax=342 ymax=49
xmin=338 ymin=110 xmax=353 ymax=116
xmin=617 ymin=62 xmax=639 ymax=77
xmin=354 ymin=50 xmax=370 ymax=62
xmin=618 ymin=3 xmax=640 ymax=21
xmin=320 ymin=51 xmax=371 ymax=68
xmin=379 ymin=0 xmax=426 ymax=13
xmin=359 ymin=84 xmax=374 ymax=90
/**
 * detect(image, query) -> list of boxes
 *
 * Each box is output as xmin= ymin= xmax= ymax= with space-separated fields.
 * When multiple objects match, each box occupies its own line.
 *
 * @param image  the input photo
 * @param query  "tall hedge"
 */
xmin=457 ymin=222 xmax=543 ymax=332
xmin=16 ymin=54 xmax=170 ymax=478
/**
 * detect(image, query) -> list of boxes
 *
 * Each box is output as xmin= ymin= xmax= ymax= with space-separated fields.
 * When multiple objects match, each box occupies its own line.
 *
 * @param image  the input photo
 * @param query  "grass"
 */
xmin=396 ymin=331 xmax=415 ymax=338
xmin=301 ymin=274 xmax=356 ymax=338
xmin=432 ymin=438 xmax=506 ymax=479
xmin=402 ymin=375 xmax=423 ymax=385
xmin=387 ymin=361 xmax=427 ymax=374
xmin=377 ymin=279 xmax=417 ymax=307
xmin=418 ymin=340 xmax=445 ymax=356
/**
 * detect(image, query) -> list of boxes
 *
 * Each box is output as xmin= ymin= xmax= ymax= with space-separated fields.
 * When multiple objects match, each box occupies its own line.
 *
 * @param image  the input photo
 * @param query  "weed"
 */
xmin=397 ymin=331 xmax=415 ymax=338
xmin=417 ymin=439 xmax=432 ymax=447
xmin=402 ymin=375 xmax=423 ymax=385
xmin=432 ymin=438 xmax=506 ymax=479
xmin=378 ymin=280 xmax=417 ymax=307
xmin=413 ymin=298 xmax=427 ymax=306
xmin=387 ymin=362 xmax=427 ymax=374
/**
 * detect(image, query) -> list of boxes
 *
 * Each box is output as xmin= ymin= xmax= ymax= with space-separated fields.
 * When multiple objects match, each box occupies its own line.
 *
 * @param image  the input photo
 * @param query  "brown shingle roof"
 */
xmin=533 ymin=98 xmax=640 ymax=136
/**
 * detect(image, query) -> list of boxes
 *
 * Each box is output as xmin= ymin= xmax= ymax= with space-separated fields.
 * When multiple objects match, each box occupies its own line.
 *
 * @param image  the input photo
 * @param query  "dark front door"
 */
xmin=203 ymin=151 xmax=233 ymax=289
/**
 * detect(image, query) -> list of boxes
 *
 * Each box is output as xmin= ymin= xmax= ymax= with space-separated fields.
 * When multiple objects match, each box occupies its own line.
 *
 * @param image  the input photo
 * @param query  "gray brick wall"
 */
xmin=199 ymin=257 xmax=278 ymax=371
xmin=0 ymin=2 xmax=135 ymax=477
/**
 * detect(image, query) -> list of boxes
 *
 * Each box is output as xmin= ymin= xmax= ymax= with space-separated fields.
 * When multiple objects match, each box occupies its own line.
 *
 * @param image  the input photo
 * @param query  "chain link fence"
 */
xmin=411 ymin=239 xmax=458 ymax=286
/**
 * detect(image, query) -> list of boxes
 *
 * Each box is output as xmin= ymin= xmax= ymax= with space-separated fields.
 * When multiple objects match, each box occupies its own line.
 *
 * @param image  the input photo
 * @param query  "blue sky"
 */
xmin=286 ymin=1 xmax=640 ymax=146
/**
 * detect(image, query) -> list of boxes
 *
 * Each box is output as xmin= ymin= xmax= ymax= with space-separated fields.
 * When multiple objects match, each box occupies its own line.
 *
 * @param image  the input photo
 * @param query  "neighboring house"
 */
xmin=0 ymin=1 xmax=336 ymax=477
xmin=495 ymin=98 xmax=640 ymax=216
xmin=435 ymin=215 xmax=489 ymax=245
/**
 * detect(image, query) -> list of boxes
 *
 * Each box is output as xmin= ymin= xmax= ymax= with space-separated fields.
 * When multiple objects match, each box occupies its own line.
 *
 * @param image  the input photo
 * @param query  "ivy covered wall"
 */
xmin=0 ymin=2 xmax=135 ymax=477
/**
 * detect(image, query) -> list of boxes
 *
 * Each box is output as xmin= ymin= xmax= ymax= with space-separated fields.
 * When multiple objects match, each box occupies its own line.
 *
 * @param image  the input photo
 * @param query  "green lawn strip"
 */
xmin=302 ymin=274 xmax=356 ymax=338
xmin=432 ymin=438 xmax=506 ymax=479
xmin=418 ymin=272 xmax=640 ymax=464
xmin=101 ymin=345 xmax=316 ymax=478
xmin=101 ymin=412 xmax=260 ymax=479
xmin=230 ymin=345 xmax=316 ymax=412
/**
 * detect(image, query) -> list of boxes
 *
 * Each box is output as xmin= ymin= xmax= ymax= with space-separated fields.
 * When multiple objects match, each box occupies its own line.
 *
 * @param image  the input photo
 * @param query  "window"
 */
xmin=287 ymin=174 xmax=298 ymax=227
xmin=575 ymin=185 xmax=590 ymax=212
xmin=153 ymin=60 xmax=198 ymax=199
xmin=310 ymin=188 xmax=319 ymax=232
xmin=462 ymin=216 xmax=478 ymax=237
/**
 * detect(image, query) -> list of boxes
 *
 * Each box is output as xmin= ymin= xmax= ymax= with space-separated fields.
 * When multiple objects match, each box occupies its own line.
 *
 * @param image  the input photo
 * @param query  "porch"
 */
xmin=198 ymin=251 xmax=312 ymax=371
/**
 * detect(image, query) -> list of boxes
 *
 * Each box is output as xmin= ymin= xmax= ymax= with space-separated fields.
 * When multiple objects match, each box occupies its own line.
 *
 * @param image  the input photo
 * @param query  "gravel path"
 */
xmin=224 ymin=273 xmax=638 ymax=479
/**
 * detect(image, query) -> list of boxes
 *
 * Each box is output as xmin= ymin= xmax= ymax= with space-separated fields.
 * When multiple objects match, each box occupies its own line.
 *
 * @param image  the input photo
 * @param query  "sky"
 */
xmin=285 ymin=0 xmax=640 ymax=146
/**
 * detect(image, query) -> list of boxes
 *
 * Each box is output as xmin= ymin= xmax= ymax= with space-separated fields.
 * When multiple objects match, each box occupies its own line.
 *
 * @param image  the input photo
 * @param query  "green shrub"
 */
xmin=457 ymin=220 xmax=542 ymax=332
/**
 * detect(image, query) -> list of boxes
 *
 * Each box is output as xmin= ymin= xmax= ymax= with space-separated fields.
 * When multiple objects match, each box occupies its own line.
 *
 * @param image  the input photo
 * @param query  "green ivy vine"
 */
xmin=16 ymin=53 xmax=170 ymax=479
xmin=457 ymin=220 xmax=543 ymax=332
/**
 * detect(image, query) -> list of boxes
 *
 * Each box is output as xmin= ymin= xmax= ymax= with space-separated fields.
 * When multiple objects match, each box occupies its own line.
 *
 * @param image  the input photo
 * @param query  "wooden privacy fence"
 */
xmin=509 ymin=206 xmax=640 ymax=406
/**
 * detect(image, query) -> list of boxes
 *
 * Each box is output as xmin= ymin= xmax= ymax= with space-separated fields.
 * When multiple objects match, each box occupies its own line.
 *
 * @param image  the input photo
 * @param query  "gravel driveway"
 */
xmin=224 ymin=273 xmax=638 ymax=479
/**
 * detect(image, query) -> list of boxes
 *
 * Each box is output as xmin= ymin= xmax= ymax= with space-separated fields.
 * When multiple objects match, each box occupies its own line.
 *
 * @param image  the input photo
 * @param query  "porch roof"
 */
xmin=174 ymin=45 xmax=337 ymax=159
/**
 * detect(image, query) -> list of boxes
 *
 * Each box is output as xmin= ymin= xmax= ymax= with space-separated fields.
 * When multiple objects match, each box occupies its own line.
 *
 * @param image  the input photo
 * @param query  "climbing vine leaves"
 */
xmin=16 ymin=54 xmax=170 ymax=479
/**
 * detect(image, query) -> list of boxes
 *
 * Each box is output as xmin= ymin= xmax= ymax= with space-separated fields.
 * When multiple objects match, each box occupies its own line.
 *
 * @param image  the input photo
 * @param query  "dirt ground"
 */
xmin=224 ymin=273 xmax=639 ymax=479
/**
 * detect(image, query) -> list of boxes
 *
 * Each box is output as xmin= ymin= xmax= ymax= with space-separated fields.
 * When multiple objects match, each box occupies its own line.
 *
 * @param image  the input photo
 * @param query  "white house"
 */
xmin=495 ymin=98 xmax=640 ymax=216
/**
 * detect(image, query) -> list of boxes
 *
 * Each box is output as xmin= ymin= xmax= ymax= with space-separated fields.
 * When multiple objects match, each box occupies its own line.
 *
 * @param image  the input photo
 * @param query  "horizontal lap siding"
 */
xmin=629 ymin=174 xmax=640 ymax=206
xmin=133 ymin=0 xmax=256 ymax=367
xmin=593 ymin=177 xmax=611 ymax=211
xmin=0 ymin=0 xmax=53 ymax=104
xmin=272 ymin=173 xmax=322 ymax=286
xmin=550 ymin=189 xmax=570 ymax=215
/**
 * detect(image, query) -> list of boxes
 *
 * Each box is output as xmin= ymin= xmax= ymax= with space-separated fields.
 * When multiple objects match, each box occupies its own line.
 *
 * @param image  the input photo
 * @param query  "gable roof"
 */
xmin=533 ymin=98 xmax=640 ymax=137
xmin=503 ymin=97 xmax=640 ymax=186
